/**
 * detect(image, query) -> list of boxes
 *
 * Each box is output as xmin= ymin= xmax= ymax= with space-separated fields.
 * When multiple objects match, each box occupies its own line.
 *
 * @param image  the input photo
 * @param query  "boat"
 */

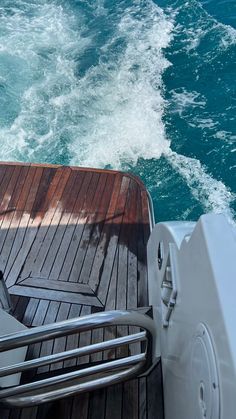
xmin=0 ymin=161 xmax=235 ymax=418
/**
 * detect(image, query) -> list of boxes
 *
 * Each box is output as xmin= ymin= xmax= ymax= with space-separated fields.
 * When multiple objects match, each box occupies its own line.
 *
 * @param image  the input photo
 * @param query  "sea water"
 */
xmin=0 ymin=0 xmax=235 ymax=222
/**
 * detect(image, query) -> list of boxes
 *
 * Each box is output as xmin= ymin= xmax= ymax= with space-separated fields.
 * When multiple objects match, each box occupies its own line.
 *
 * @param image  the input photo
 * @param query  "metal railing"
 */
xmin=0 ymin=310 xmax=156 ymax=407
xmin=147 ymin=190 xmax=155 ymax=230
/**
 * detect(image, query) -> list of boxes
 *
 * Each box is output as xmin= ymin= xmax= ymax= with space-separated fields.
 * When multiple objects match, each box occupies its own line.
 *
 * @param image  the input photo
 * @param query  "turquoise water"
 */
xmin=0 ymin=0 xmax=235 ymax=222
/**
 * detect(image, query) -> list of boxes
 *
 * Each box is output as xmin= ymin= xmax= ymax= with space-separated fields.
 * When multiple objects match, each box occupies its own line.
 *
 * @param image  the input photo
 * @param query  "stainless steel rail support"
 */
xmin=0 ymin=310 xmax=157 ymax=407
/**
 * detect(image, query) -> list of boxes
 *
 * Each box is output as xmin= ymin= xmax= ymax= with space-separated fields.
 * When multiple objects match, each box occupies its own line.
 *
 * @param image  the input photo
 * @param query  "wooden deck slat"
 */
xmin=0 ymin=166 xmax=15 ymax=209
xmin=0 ymin=165 xmax=8 ymax=191
xmin=6 ymin=216 xmax=42 ymax=287
xmin=78 ymin=174 xmax=109 ymax=284
xmin=116 ymin=178 xmax=140 ymax=360
xmin=123 ymin=380 xmax=139 ymax=419
xmin=0 ymin=162 xmax=162 ymax=419
xmin=5 ymin=167 xmax=44 ymax=286
xmin=139 ymin=377 xmax=147 ymax=419
xmin=10 ymin=285 xmax=103 ymax=307
xmin=90 ymin=176 xmax=129 ymax=297
xmin=103 ymin=250 xmax=118 ymax=361
xmin=50 ymin=302 xmax=71 ymax=371
xmin=9 ymin=166 xmax=30 ymax=209
xmin=52 ymin=172 xmax=95 ymax=281
xmin=49 ymin=218 xmax=85 ymax=280
xmin=56 ymin=218 xmax=86 ymax=281
xmin=20 ymin=406 xmax=38 ymax=419
xmin=147 ymin=363 xmax=164 ymax=419
xmin=24 ymin=167 xmax=44 ymax=213
xmin=69 ymin=174 xmax=116 ymax=285
xmin=18 ymin=167 xmax=71 ymax=280
xmin=22 ymin=298 xmax=40 ymax=328
xmin=71 ymin=393 xmax=89 ymax=419
xmin=53 ymin=171 xmax=107 ymax=286
xmin=35 ymin=165 xmax=65 ymax=213
xmin=24 ymin=299 xmax=50 ymax=382
xmin=137 ymin=187 xmax=149 ymax=308
xmin=127 ymin=181 xmax=142 ymax=356
xmin=31 ymin=167 xmax=56 ymax=214
xmin=0 ymin=165 xmax=22 ymax=212
xmin=105 ymin=384 xmax=122 ymax=419
xmin=0 ymin=166 xmax=30 ymax=271
xmin=12 ymin=296 xmax=29 ymax=323
xmin=0 ymin=166 xmax=29 ymax=262
xmin=77 ymin=305 xmax=92 ymax=365
xmin=16 ymin=166 xmax=38 ymax=211
xmin=20 ymin=277 xmax=92 ymax=294
xmin=29 ymin=168 xmax=77 ymax=277
xmin=31 ymin=299 xmax=50 ymax=327
xmin=0 ymin=166 xmax=21 ymax=252
xmin=38 ymin=300 xmax=61 ymax=373
xmin=64 ymin=303 xmax=82 ymax=368
xmin=46 ymin=168 xmax=91 ymax=280
xmin=88 ymin=388 xmax=106 ymax=419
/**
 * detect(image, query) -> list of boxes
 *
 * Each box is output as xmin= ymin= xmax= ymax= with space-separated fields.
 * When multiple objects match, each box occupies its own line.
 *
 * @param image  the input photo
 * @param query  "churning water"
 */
xmin=0 ymin=0 xmax=235 ymax=221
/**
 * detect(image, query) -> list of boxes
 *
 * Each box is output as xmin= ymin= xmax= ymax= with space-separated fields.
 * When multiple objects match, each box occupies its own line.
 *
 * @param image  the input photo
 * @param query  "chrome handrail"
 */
xmin=0 ymin=310 xmax=156 ymax=407
xmin=0 ymin=332 xmax=146 ymax=377
xmin=147 ymin=190 xmax=155 ymax=230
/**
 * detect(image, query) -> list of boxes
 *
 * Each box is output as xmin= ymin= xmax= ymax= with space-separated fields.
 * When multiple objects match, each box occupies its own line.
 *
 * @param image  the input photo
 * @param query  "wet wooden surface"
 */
xmin=0 ymin=162 xmax=163 ymax=419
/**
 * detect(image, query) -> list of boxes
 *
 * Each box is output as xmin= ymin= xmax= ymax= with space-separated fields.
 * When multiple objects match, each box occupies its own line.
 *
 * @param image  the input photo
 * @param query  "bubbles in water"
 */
xmin=0 ymin=1 xmax=91 ymax=163
xmin=0 ymin=0 xmax=174 ymax=168
xmin=68 ymin=2 xmax=174 ymax=168
xmin=169 ymin=88 xmax=206 ymax=117
xmin=167 ymin=151 xmax=235 ymax=219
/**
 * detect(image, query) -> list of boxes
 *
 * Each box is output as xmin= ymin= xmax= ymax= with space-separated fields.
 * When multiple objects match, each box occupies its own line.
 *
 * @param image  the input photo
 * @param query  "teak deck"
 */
xmin=0 ymin=162 xmax=163 ymax=419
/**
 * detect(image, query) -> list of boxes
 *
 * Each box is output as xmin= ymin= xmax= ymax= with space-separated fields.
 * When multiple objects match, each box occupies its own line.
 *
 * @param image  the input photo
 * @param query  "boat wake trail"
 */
xmin=68 ymin=1 xmax=173 ymax=168
xmin=0 ymin=0 xmax=173 ymax=168
xmin=166 ymin=151 xmax=236 ymax=220
xmin=0 ymin=0 xmax=235 ymax=221
xmin=0 ymin=0 xmax=91 ymax=164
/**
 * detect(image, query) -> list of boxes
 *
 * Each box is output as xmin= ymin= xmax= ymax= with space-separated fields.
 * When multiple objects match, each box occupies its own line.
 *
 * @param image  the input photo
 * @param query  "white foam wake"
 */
xmin=0 ymin=0 xmax=174 ymax=168
xmin=167 ymin=151 xmax=235 ymax=220
xmin=0 ymin=1 xmax=91 ymax=162
xmin=68 ymin=1 xmax=174 ymax=168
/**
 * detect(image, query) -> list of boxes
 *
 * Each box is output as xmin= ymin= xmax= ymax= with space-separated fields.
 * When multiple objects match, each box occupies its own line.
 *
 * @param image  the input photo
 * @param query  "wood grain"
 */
xmin=0 ymin=162 xmax=163 ymax=419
